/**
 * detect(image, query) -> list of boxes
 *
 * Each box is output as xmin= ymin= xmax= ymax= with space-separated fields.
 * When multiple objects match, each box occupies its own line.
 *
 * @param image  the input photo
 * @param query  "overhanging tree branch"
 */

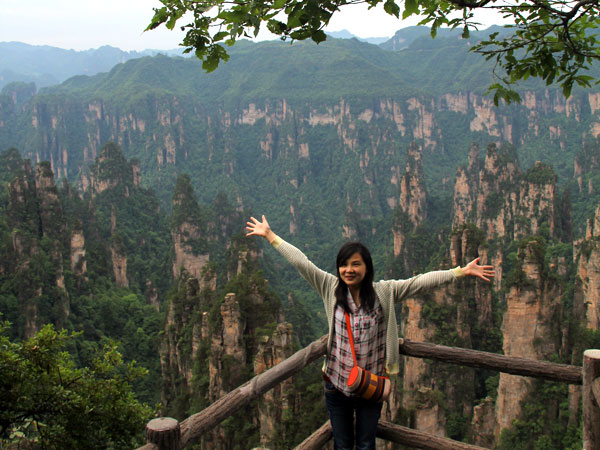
xmin=146 ymin=0 xmax=600 ymax=102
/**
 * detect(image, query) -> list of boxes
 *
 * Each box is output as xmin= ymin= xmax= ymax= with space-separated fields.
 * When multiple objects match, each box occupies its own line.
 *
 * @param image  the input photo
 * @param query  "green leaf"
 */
xmin=165 ymin=9 xmax=185 ymax=30
xmin=267 ymin=19 xmax=287 ymax=35
xmin=201 ymin=44 xmax=230 ymax=72
xmin=312 ymin=29 xmax=327 ymax=43
xmin=383 ymin=0 xmax=400 ymax=18
xmin=403 ymin=0 xmax=418 ymax=20
xmin=562 ymin=80 xmax=573 ymax=98
xmin=145 ymin=7 xmax=169 ymax=31
xmin=213 ymin=31 xmax=229 ymax=42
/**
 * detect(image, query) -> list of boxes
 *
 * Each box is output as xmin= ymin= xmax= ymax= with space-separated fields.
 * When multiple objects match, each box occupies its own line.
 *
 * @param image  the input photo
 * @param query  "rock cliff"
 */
xmin=13 ymin=87 xmax=600 ymax=189
xmin=397 ymin=223 xmax=490 ymax=442
xmin=160 ymin=260 xmax=297 ymax=449
xmin=495 ymin=238 xmax=564 ymax=436
xmin=4 ymin=157 xmax=71 ymax=335
xmin=390 ymin=140 xmax=574 ymax=446
xmin=159 ymin=177 xmax=302 ymax=448
xmin=254 ymin=323 xmax=295 ymax=447
xmin=576 ymin=202 xmax=600 ymax=331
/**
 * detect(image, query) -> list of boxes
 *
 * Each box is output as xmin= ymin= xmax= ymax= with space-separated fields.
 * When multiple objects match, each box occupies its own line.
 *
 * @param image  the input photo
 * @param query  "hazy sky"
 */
xmin=1 ymin=0 xmax=505 ymax=51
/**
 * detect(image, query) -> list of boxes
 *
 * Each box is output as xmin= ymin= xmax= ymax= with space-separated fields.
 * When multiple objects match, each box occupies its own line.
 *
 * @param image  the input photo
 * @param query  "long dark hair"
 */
xmin=334 ymin=241 xmax=377 ymax=312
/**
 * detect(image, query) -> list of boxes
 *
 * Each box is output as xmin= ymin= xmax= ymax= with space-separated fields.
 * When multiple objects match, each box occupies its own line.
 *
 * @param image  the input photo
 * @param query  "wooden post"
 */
xmin=583 ymin=350 xmax=600 ymax=450
xmin=146 ymin=417 xmax=181 ymax=450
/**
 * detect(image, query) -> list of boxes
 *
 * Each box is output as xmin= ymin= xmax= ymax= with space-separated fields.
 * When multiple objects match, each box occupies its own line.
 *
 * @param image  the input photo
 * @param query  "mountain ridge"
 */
xmin=0 ymin=25 xmax=505 ymax=91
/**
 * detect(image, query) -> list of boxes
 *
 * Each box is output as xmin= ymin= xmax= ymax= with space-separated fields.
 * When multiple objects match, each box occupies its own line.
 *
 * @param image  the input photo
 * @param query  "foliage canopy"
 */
xmin=146 ymin=0 xmax=600 ymax=103
xmin=0 ymin=321 xmax=153 ymax=449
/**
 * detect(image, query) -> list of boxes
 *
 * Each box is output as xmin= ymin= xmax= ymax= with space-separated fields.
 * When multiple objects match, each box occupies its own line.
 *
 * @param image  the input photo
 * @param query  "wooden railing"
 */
xmin=138 ymin=336 xmax=600 ymax=450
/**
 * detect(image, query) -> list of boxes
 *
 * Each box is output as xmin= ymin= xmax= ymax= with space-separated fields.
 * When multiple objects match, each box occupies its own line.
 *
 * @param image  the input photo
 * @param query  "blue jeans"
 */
xmin=324 ymin=381 xmax=383 ymax=450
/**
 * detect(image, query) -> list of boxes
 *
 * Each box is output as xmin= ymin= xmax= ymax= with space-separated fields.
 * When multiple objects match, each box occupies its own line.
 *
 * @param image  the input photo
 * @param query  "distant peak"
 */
xmin=326 ymin=30 xmax=391 ymax=45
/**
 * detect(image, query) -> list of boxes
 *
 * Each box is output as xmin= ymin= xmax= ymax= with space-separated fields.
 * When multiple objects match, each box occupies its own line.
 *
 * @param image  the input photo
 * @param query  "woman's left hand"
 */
xmin=463 ymin=258 xmax=495 ymax=282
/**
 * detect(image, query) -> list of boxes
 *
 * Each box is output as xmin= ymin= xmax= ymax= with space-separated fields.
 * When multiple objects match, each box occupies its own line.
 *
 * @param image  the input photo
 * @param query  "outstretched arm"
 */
xmin=245 ymin=214 xmax=337 ymax=299
xmin=246 ymin=215 xmax=278 ymax=244
xmin=461 ymin=257 xmax=495 ymax=282
xmin=390 ymin=257 xmax=495 ymax=300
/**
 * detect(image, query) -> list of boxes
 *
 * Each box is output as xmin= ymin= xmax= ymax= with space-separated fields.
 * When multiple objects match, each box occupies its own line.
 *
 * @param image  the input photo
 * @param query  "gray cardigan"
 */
xmin=271 ymin=236 xmax=463 ymax=374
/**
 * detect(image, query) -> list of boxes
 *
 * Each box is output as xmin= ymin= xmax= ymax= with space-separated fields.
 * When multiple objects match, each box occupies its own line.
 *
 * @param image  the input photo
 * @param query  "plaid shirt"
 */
xmin=324 ymin=292 xmax=387 ymax=396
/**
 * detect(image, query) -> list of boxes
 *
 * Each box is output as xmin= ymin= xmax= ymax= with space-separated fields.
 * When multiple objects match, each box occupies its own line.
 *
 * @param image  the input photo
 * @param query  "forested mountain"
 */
xmin=2 ymin=31 xmax=600 ymax=448
xmin=0 ymin=42 xmax=185 ymax=90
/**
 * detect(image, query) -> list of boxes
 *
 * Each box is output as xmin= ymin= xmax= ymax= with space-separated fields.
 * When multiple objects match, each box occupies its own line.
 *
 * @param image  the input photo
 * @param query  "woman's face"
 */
xmin=338 ymin=252 xmax=367 ymax=288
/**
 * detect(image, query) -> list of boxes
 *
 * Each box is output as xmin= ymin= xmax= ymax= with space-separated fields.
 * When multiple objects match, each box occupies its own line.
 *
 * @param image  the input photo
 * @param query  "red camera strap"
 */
xmin=344 ymin=311 xmax=358 ymax=367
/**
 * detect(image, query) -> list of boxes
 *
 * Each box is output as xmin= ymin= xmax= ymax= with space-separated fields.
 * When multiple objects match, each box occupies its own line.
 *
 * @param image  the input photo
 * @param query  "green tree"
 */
xmin=146 ymin=0 xmax=600 ymax=102
xmin=0 ymin=322 xmax=153 ymax=449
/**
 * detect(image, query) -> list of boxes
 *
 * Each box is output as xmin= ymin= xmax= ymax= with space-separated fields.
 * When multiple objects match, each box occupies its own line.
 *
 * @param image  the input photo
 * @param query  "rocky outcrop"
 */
xmin=400 ymin=292 xmax=447 ymax=438
xmin=7 ymin=160 xmax=39 ymax=232
xmin=574 ymin=141 xmax=600 ymax=204
xmin=448 ymin=143 xmax=572 ymax=444
xmin=254 ymin=323 xmax=295 ymax=447
xmin=86 ymin=141 xmax=136 ymax=198
xmin=451 ymin=144 xmax=561 ymax=289
xmin=399 ymin=224 xmax=489 ymax=440
xmin=495 ymin=238 xmax=564 ymax=436
xmin=470 ymin=397 xmax=496 ymax=448
xmin=34 ymin=162 xmax=70 ymax=318
xmin=5 ymin=158 xmax=71 ymax=333
xmin=70 ymin=221 xmax=87 ymax=278
xmin=575 ymin=201 xmax=600 ymax=331
xmin=474 ymin=144 xmax=520 ymax=241
xmin=145 ymin=279 xmax=160 ymax=310
xmin=392 ymin=142 xmax=428 ymax=272
xmin=2 ymin=82 xmax=36 ymax=108
xmin=172 ymin=221 xmax=210 ymax=280
xmin=462 ymin=148 xmax=557 ymax=233
xmin=35 ymin=162 xmax=63 ymax=237
xmin=388 ymin=142 xmax=568 ymax=445
xmin=399 ymin=142 xmax=427 ymax=231
xmin=514 ymin=162 xmax=558 ymax=240
xmin=450 ymin=224 xmax=494 ymax=327
xmin=171 ymin=175 xmax=211 ymax=281
xmin=111 ymin=240 xmax=129 ymax=288
xmin=15 ymin=85 xmax=598 ymax=192
xmin=204 ymin=292 xmax=249 ymax=449
xmin=160 ymin=230 xmax=294 ymax=449
xmin=209 ymin=293 xmax=246 ymax=402
xmin=160 ymin=273 xmax=209 ymax=412
xmin=453 ymin=144 xmax=481 ymax=227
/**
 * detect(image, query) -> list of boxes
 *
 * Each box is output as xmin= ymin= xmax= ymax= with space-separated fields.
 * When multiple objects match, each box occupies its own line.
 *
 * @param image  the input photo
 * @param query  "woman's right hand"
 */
xmin=246 ymin=215 xmax=276 ymax=242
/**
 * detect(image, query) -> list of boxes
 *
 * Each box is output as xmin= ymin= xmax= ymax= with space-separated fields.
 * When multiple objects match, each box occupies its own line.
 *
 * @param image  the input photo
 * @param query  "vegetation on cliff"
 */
xmin=0 ymin=144 xmax=168 ymax=446
xmin=0 ymin=127 xmax=597 ymax=448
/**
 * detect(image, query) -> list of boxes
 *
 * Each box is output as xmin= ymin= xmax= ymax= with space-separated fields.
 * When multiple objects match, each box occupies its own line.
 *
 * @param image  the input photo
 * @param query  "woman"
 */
xmin=246 ymin=215 xmax=494 ymax=450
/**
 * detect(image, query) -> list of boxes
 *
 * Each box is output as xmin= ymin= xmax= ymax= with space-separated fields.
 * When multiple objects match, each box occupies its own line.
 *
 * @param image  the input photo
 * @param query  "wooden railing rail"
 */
xmin=293 ymin=421 xmax=332 ymax=450
xmin=399 ymin=338 xmax=582 ymax=384
xmin=376 ymin=420 xmax=489 ymax=450
xmin=295 ymin=420 xmax=489 ymax=450
xmin=140 ymin=336 xmax=600 ymax=450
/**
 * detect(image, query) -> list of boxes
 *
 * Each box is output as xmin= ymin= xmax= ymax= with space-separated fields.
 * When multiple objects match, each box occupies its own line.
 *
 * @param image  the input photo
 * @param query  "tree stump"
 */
xmin=146 ymin=417 xmax=181 ymax=450
xmin=583 ymin=350 xmax=600 ymax=450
